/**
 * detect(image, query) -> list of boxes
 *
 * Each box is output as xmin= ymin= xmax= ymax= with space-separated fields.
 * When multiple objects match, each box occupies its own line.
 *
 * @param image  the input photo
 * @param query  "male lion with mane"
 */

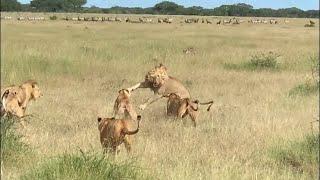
xmin=127 ymin=64 xmax=213 ymax=126
xmin=127 ymin=63 xmax=190 ymax=112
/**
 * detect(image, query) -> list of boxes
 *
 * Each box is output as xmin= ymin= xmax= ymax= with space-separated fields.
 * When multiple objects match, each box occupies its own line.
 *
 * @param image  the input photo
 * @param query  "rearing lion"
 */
xmin=127 ymin=64 xmax=190 ymax=111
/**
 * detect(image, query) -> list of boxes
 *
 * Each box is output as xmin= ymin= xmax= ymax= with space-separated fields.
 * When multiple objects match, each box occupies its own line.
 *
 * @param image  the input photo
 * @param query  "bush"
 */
xmin=289 ymin=82 xmax=319 ymax=96
xmin=289 ymin=56 xmax=319 ymax=96
xmin=1 ymin=116 xmax=31 ymax=168
xmin=224 ymin=51 xmax=280 ymax=71
xmin=49 ymin=15 xmax=57 ymax=20
xmin=269 ymin=134 xmax=319 ymax=176
xmin=22 ymin=152 xmax=149 ymax=180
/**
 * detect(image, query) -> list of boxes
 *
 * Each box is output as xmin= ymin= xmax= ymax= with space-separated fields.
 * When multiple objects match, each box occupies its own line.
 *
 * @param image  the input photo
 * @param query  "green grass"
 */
xmin=269 ymin=134 xmax=319 ymax=176
xmin=224 ymin=51 xmax=281 ymax=71
xmin=1 ymin=117 xmax=31 ymax=166
xmin=289 ymin=82 xmax=319 ymax=96
xmin=22 ymin=152 xmax=149 ymax=180
xmin=0 ymin=15 xmax=319 ymax=179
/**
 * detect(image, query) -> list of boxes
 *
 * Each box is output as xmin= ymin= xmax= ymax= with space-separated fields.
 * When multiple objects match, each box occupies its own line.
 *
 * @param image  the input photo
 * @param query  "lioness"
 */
xmin=97 ymin=115 xmax=141 ymax=154
xmin=1 ymin=80 xmax=42 ymax=118
xmin=127 ymin=64 xmax=190 ymax=111
xmin=1 ymin=87 xmax=25 ymax=118
xmin=166 ymin=93 xmax=213 ymax=127
xmin=113 ymin=89 xmax=137 ymax=120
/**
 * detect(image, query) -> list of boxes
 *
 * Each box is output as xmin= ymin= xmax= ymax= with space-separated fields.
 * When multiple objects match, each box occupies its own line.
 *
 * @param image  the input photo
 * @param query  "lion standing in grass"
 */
xmin=1 ymin=80 xmax=42 ymax=118
xmin=113 ymin=89 xmax=138 ymax=120
xmin=127 ymin=64 xmax=190 ymax=112
xmin=97 ymin=115 xmax=141 ymax=155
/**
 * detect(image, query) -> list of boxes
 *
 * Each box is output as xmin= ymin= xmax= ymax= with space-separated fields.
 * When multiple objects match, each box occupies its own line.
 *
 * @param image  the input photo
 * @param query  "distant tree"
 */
xmin=235 ymin=3 xmax=253 ymax=9
xmin=30 ymin=0 xmax=86 ymax=12
xmin=277 ymin=7 xmax=305 ymax=17
xmin=153 ymin=1 xmax=183 ymax=14
xmin=68 ymin=0 xmax=86 ymax=11
xmin=1 ymin=0 xmax=22 ymax=11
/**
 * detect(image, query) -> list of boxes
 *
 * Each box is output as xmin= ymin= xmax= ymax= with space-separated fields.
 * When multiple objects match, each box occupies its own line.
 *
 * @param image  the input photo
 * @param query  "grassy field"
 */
xmin=1 ymin=13 xmax=319 ymax=179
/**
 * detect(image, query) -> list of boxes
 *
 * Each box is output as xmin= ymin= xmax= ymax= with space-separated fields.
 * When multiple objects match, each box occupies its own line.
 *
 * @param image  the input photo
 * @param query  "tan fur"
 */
xmin=1 ymin=80 xmax=42 ymax=118
xmin=127 ymin=64 xmax=190 ymax=111
xmin=1 ymin=87 xmax=24 ymax=118
xmin=97 ymin=115 xmax=141 ymax=154
xmin=166 ymin=93 xmax=213 ymax=127
xmin=113 ymin=89 xmax=137 ymax=120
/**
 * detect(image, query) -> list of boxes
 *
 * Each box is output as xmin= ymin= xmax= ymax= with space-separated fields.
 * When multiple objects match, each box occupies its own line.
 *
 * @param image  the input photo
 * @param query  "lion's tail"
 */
xmin=122 ymin=115 xmax=141 ymax=135
xmin=1 ymin=90 xmax=10 ymax=111
xmin=193 ymin=100 xmax=214 ymax=111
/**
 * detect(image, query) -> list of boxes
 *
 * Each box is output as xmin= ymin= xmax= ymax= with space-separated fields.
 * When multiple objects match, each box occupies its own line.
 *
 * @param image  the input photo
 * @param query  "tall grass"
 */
xmin=0 ymin=116 xmax=34 ymax=178
xmin=224 ymin=51 xmax=281 ymax=71
xmin=22 ymin=152 xmax=149 ymax=180
xmin=269 ymin=134 xmax=319 ymax=177
xmin=0 ymin=16 xmax=319 ymax=179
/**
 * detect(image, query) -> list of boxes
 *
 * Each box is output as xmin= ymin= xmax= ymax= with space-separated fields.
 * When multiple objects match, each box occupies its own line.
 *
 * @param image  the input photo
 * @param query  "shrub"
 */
xmin=49 ymin=16 xmax=57 ymax=20
xmin=289 ymin=56 xmax=319 ymax=96
xmin=250 ymin=51 xmax=279 ymax=69
xmin=224 ymin=51 xmax=280 ymax=71
xmin=269 ymin=134 xmax=319 ymax=176
xmin=0 ymin=116 xmax=31 ymax=168
xmin=289 ymin=82 xmax=319 ymax=96
xmin=22 ymin=151 xmax=149 ymax=180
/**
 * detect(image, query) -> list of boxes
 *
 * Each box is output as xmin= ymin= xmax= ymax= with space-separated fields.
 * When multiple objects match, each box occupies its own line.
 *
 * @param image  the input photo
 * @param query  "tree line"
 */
xmin=1 ymin=0 xmax=319 ymax=18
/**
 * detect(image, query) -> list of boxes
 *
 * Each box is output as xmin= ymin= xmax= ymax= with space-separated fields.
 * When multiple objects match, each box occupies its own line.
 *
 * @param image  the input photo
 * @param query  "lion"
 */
xmin=166 ymin=93 xmax=213 ymax=127
xmin=113 ymin=89 xmax=137 ymax=120
xmin=127 ymin=64 xmax=191 ymax=111
xmin=1 ymin=80 xmax=42 ymax=118
xmin=17 ymin=80 xmax=42 ymax=112
xmin=97 ymin=115 xmax=141 ymax=155
xmin=1 ymin=87 xmax=25 ymax=118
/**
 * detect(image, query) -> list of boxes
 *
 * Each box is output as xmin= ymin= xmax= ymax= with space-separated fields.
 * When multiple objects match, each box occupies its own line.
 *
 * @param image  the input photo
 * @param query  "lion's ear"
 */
xmin=159 ymin=63 xmax=167 ymax=71
xmin=97 ymin=117 xmax=102 ymax=122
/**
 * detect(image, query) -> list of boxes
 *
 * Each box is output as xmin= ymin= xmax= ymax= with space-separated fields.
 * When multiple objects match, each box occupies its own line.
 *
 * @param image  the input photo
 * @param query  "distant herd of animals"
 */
xmin=1 ymin=15 xmax=316 ymax=27
xmin=1 ymin=64 xmax=214 ymax=154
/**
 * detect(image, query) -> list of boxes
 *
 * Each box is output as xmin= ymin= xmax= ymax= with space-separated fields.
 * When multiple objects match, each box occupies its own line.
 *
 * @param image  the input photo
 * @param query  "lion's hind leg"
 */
xmin=123 ymin=136 xmax=132 ymax=153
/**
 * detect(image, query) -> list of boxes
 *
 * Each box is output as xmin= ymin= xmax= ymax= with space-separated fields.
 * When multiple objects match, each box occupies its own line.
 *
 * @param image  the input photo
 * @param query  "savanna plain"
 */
xmin=1 ymin=13 xmax=319 ymax=179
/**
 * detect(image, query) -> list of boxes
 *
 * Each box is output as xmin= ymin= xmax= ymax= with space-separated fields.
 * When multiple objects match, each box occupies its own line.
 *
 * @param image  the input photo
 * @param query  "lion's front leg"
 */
xmin=139 ymin=95 xmax=163 ymax=110
xmin=127 ymin=81 xmax=149 ymax=92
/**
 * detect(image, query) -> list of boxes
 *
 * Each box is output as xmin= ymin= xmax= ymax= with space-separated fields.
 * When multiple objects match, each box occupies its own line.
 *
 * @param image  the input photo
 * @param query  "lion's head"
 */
xmin=21 ymin=80 xmax=43 ymax=100
xmin=144 ymin=63 xmax=169 ymax=88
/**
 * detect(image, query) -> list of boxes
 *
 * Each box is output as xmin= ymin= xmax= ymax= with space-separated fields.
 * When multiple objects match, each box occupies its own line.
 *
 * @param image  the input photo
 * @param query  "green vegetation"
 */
xmin=269 ymin=134 xmax=319 ymax=176
xmin=0 ymin=16 xmax=318 ymax=179
xmin=0 ymin=116 xmax=33 ymax=171
xmin=49 ymin=15 xmax=58 ymax=20
xmin=224 ymin=52 xmax=280 ymax=71
xmin=289 ymin=82 xmax=319 ymax=96
xmin=22 ymin=152 xmax=148 ymax=180
xmin=1 ymin=0 xmax=318 ymax=18
xmin=289 ymin=56 xmax=319 ymax=96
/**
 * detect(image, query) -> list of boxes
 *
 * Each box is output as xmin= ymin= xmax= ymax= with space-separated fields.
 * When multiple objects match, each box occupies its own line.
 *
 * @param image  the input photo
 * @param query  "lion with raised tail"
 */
xmin=97 ymin=115 xmax=141 ymax=155
xmin=166 ymin=93 xmax=213 ymax=127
